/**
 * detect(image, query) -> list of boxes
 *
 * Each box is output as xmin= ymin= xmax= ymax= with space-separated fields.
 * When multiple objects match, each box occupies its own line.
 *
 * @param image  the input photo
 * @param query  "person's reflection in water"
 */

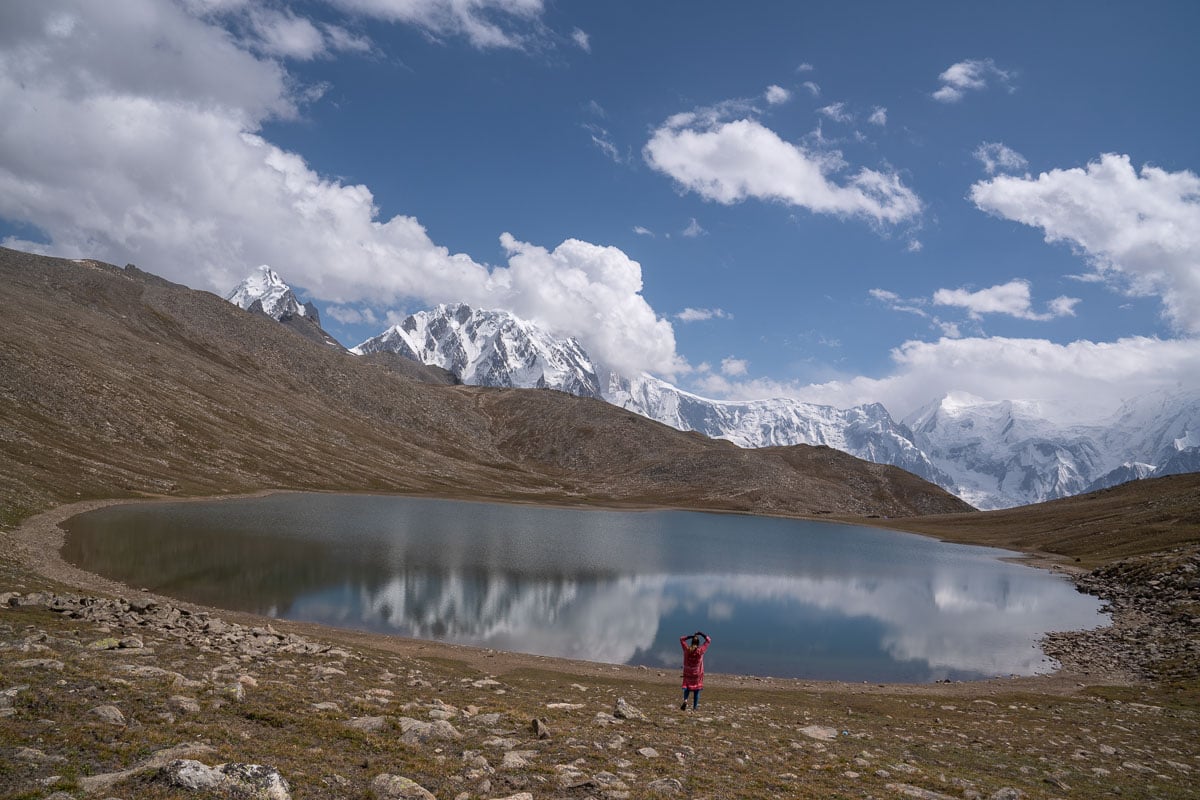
xmin=679 ymin=631 xmax=711 ymax=710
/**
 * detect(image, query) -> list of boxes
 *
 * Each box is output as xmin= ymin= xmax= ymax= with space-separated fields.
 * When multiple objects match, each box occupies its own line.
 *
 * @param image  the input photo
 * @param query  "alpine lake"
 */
xmin=62 ymin=493 xmax=1107 ymax=683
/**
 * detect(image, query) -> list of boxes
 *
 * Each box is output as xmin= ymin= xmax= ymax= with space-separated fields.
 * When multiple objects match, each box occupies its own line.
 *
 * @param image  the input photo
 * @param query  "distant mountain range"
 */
xmin=230 ymin=273 xmax=1200 ymax=510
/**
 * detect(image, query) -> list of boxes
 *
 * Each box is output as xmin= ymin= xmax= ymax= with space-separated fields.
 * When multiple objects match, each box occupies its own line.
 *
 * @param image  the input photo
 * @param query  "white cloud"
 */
xmin=802 ymin=80 xmax=821 ymax=97
xmin=971 ymin=153 xmax=1200 ymax=334
xmin=0 ymin=0 xmax=685 ymax=381
xmin=870 ymin=288 xmax=927 ymax=317
xmin=932 ymin=280 xmax=1079 ymax=321
xmin=329 ymin=0 xmax=545 ymax=49
xmin=676 ymin=307 xmax=731 ymax=322
xmin=713 ymin=336 xmax=1200 ymax=424
xmin=796 ymin=62 xmax=814 ymax=72
xmin=247 ymin=8 xmax=327 ymax=59
xmin=643 ymin=114 xmax=921 ymax=225
xmin=326 ymin=304 xmax=380 ymax=325
xmin=818 ymin=102 xmax=852 ymax=123
xmin=764 ymin=84 xmax=790 ymax=105
xmin=571 ymin=27 xmax=590 ymax=52
xmin=721 ymin=357 xmax=749 ymax=376
xmin=932 ymin=58 xmax=1012 ymax=103
xmin=868 ymin=106 xmax=887 ymax=126
xmin=974 ymin=142 xmax=1028 ymax=175
xmin=682 ymin=217 xmax=706 ymax=237
xmin=583 ymin=123 xmax=621 ymax=162
xmin=632 ymin=225 xmax=654 ymax=237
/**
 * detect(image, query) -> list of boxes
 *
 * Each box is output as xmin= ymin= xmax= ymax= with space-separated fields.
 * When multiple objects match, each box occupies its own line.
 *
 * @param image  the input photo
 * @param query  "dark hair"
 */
xmin=690 ymin=635 xmax=700 ymax=647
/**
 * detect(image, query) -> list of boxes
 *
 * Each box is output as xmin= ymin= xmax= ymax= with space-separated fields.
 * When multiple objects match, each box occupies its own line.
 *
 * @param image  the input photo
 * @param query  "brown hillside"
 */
xmin=0 ymin=247 xmax=971 ymax=525
xmin=879 ymin=472 xmax=1200 ymax=566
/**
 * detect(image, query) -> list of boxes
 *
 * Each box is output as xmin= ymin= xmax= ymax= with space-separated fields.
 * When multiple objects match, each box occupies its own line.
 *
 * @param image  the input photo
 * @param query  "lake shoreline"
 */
xmin=8 ymin=491 xmax=1140 ymax=693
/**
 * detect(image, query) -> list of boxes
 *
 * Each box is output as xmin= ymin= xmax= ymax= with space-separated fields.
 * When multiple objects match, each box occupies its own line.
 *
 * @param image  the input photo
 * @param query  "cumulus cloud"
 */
xmin=764 ymin=84 xmax=790 ymax=105
xmin=974 ymin=142 xmax=1028 ymax=175
xmin=643 ymin=111 xmax=921 ymax=225
xmin=0 ymin=0 xmax=685 ymax=380
xmin=868 ymin=106 xmax=887 ymax=126
xmin=720 ymin=357 xmax=748 ymax=376
xmin=632 ymin=225 xmax=654 ymax=237
xmin=801 ymin=80 xmax=821 ymax=97
xmin=933 ymin=280 xmax=1079 ymax=321
xmin=971 ymin=154 xmax=1200 ymax=334
xmin=682 ymin=217 xmax=706 ymax=237
xmin=796 ymin=62 xmax=814 ymax=72
xmin=932 ymin=58 xmax=1012 ymax=103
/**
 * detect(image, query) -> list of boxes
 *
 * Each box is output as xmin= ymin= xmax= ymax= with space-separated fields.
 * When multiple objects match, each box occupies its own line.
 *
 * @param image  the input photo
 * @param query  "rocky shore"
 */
xmin=1043 ymin=545 xmax=1200 ymax=684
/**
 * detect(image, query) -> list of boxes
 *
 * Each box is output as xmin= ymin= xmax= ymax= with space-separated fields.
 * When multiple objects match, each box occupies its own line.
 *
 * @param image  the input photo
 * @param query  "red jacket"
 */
xmin=680 ymin=634 xmax=711 ymax=689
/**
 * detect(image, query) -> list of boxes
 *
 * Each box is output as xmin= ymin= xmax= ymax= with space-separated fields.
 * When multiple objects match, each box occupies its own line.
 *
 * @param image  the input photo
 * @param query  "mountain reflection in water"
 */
xmin=63 ymin=493 xmax=1107 ymax=682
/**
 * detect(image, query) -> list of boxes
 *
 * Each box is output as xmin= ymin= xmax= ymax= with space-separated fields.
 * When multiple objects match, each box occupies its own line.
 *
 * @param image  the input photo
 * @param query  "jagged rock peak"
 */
xmin=352 ymin=303 xmax=604 ymax=399
xmin=227 ymin=265 xmax=318 ymax=325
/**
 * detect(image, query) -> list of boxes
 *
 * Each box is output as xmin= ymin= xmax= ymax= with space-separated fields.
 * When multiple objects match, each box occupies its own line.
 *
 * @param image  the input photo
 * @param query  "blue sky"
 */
xmin=2 ymin=1 xmax=1199 ymax=421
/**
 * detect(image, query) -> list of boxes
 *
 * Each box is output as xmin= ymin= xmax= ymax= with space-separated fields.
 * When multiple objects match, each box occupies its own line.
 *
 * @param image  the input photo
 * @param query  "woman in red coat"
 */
xmin=679 ymin=631 xmax=711 ymax=710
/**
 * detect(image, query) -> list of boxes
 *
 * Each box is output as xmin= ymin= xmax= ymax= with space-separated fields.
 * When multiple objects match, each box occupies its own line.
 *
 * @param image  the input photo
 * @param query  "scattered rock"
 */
xmin=637 ymin=747 xmax=660 ymax=758
xmin=370 ymin=773 xmax=437 ymax=799
xmin=168 ymin=695 xmax=201 ymax=714
xmin=90 ymin=704 xmax=127 ymax=726
xmin=161 ymin=759 xmax=291 ymax=799
xmin=530 ymin=717 xmax=551 ymax=739
xmin=348 ymin=715 xmax=389 ymax=733
xmin=799 ymin=725 xmax=839 ymax=741
xmin=613 ymin=697 xmax=646 ymax=721
xmin=647 ymin=777 xmax=684 ymax=794
xmin=885 ymin=783 xmax=958 ymax=800
xmin=397 ymin=716 xmax=462 ymax=744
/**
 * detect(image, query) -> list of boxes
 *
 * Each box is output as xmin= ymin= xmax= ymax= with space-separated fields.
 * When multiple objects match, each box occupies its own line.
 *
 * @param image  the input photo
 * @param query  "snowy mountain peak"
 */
xmin=352 ymin=304 xmax=604 ymax=398
xmin=227 ymin=265 xmax=318 ymax=324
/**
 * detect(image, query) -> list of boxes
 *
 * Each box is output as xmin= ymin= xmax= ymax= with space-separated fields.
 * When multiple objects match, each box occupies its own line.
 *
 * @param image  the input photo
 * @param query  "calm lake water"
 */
xmin=62 ymin=493 xmax=1107 ymax=682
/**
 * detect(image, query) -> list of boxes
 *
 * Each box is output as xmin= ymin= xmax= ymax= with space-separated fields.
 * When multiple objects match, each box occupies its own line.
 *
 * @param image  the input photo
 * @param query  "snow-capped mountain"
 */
xmin=353 ymin=304 xmax=603 ymax=398
xmin=903 ymin=394 xmax=1109 ymax=509
xmin=605 ymin=372 xmax=953 ymax=488
xmin=227 ymin=265 xmax=320 ymax=324
xmin=903 ymin=391 xmax=1200 ymax=508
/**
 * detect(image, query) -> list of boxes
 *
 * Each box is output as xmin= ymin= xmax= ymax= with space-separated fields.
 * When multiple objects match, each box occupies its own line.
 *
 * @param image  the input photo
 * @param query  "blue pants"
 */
xmin=682 ymin=688 xmax=701 ymax=708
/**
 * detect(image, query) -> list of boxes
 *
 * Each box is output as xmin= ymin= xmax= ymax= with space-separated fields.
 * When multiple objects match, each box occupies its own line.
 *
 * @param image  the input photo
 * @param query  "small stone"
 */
xmin=501 ymin=751 xmax=537 ymax=769
xmin=799 ymin=725 xmax=839 ymax=741
xmin=637 ymin=747 xmax=660 ymax=758
xmin=88 ymin=637 xmax=122 ymax=650
xmin=348 ymin=716 xmax=389 ymax=733
xmin=90 ymin=704 xmax=126 ymax=726
xmin=885 ymin=783 xmax=958 ymax=800
xmin=613 ymin=697 xmax=647 ymax=721
xmin=168 ymin=695 xmax=201 ymax=714
xmin=370 ymin=773 xmax=437 ymax=799
xmin=647 ymin=777 xmax=684 ymax=794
